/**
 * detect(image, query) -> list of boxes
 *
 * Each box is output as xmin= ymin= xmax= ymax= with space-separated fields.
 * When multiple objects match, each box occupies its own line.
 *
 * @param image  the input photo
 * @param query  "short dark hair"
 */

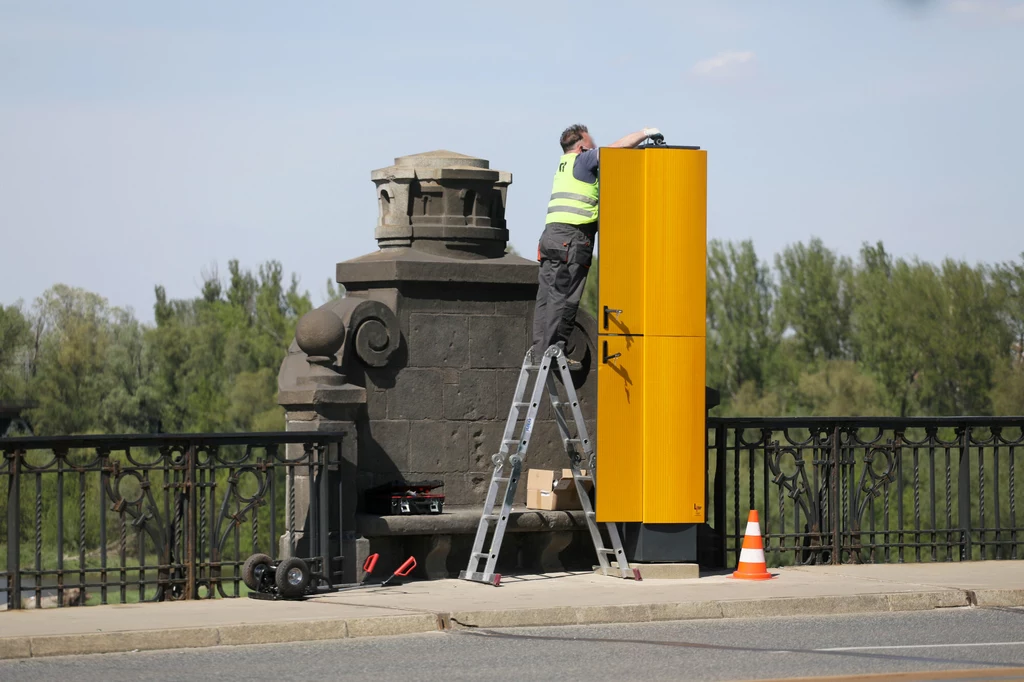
xmin=560 ymin=124 xmax=588 ymax=152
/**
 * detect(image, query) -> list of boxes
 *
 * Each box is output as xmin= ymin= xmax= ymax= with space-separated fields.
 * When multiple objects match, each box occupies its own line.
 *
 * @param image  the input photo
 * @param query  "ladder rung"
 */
xmin=471 ymin=552 xmax=490 ymax=559
xmin=493 ymin=477 xmax=511 ymax=483
xmin=575 ymin=475 xmax=594 ymax=482
xmin=482 ymin=514 xmax=500 ymax=521
xmin=597 ymin=548 xmax=616 ymax=554
xmin=512 ymin=402 xmax=531 ymax=408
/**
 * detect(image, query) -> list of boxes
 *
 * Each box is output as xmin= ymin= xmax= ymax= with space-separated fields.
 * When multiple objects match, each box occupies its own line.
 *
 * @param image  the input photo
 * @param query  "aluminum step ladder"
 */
xmin=459 ymin=345 xmax=640 ymax=586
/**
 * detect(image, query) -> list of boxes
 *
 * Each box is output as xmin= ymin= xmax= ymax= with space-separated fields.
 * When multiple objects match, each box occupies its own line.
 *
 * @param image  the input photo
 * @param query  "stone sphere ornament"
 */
xmin=295 ymin=308 xmax=346 ymax=360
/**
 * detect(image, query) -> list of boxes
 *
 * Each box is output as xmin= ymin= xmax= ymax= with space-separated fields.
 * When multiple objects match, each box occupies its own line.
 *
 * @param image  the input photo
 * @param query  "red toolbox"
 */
xmin=365 ymin=479 xmax=445 ymax=515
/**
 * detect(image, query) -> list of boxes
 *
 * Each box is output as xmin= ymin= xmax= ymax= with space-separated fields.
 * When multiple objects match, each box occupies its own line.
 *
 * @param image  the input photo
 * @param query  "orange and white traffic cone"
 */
xmin=731 ymin=510 xmax=773 ymax=580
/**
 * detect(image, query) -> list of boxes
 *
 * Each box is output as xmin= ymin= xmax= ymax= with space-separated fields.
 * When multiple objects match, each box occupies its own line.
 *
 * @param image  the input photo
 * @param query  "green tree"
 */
xmin=991 ymin=253 xmax=1024 ymax=415
xmin=0 ymin=302 xmax=32 ymax=400
xmin=97 ymin=308 xmax=161 ymax=433
xmin=148 ymin=260 xmax=312 ymax=433
xmin=850 ymin=243 xmax=925 ymax=416
xmin=774 ymin=237 xmax=854 ymax=363
xmin=991 ymin=365 xmax=1024 ymax=415
xmin=324 ymin=279 xmax=347 ymax=304
xmin=994 ymin=253 xmax=1024 ymax=366
xmin=914 ymin=259 xmax=1007 ymax=415
xmin=706 ymin=239 xmax=778 ymax=399
xmin=791 ymin=359 xmax=888 ymax=417
xmin=27 ymin=286 xmax=115 ymax=434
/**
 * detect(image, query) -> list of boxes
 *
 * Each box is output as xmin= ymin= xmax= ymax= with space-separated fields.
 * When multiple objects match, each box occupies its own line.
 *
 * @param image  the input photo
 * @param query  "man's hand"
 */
xmin=607 ymin=127 xmax=666 ymax=148
xmin=643 ymin=127 xmax=664 ymax=142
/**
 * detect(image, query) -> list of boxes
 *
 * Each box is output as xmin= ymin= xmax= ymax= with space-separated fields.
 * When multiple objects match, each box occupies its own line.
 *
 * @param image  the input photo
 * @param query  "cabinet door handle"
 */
xmin=603 ymin=306 xmax=622 ymax=330
xmin=602 ymin=340 xmax=621 ymax=364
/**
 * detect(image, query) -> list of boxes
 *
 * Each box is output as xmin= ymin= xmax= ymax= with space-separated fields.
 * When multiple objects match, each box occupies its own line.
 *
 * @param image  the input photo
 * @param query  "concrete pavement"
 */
xmin=1 ymin=561 xmax=1022 ymax=660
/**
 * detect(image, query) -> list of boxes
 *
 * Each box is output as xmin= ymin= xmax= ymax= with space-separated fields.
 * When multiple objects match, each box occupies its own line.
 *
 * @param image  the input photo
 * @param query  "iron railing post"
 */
xmin=831 ymin=425 xmax=841 ymax=565
xmin=6 ymin=449 xmax=21 ymax=610
xmin=336 ymin=441 xmax=344 ymax=585
xmin=307 ymin=443 xmax=319 ymax=572
xmin=185 ymin=442 xmax=197 ymax=599
xmin=714 ymin=423 xmax=727 ymax=569
xmin=318 ymin=441 xmax=331 ymax=590
xmin=958 ymin=425 xmax=972 ymax=561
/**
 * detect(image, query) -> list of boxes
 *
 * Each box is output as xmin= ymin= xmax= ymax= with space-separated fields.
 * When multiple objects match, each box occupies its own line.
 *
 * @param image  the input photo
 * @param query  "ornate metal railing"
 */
xmin=1 ymin=433 xmax=343 ymax=609
xmin=5 ymin=419 xmax=1021 ymax=606
xmin=707 ymin=417 xmax=1024 ymax=569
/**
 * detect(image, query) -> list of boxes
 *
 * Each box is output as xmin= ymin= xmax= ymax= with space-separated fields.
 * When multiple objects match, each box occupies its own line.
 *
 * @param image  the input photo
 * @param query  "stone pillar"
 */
xmin=279 ymin=150 xmax=601 ymax=581
xmin=277 ymin=299 xmax=398 ymax=581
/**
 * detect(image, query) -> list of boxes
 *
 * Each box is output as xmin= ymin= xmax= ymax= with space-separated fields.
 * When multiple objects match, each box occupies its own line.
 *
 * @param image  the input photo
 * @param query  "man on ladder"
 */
xmin=460 ymin=125 xmax=662 ymax=586
xmin=531 ymin=123 xmax=662 ymax=369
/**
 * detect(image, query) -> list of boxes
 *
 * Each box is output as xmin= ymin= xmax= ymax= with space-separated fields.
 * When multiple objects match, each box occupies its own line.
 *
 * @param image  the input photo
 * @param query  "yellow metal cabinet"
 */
xmin=641 ymin=336 xmax=706 ymax=523
xmin=595 ymin=146 xmax=707 ymax=525
xmin=598 ymin=148 xmax=707 ymax=338
xmin=595 ymin=335 xmax=644 ymax=521
xmin=643 ymin=151 xmax=707 ymax=338
xmin=597 ymin=149 xmax=646 ymax=336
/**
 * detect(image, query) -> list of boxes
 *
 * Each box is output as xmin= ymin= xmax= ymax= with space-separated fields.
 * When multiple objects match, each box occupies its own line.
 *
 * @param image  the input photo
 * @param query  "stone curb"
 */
xmin=0 ymin=614 xmax=444 ymax=661
xmin=969 ymin=589 xmax=1024 ymax=608
xmin=3 ymin=589 xmax=1022 ymax=661
xmin=447 ymin=590 xmax=974 ymax=629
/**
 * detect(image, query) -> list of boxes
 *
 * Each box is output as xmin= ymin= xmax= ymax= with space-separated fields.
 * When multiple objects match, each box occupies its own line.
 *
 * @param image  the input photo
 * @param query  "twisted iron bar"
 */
xmin=79 ymin=470 xmax=87 ymax=595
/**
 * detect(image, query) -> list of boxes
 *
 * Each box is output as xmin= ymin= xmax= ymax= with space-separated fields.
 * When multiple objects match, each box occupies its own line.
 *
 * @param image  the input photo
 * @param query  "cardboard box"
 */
xmin=525 ymin=468 xmax=593 ymax=511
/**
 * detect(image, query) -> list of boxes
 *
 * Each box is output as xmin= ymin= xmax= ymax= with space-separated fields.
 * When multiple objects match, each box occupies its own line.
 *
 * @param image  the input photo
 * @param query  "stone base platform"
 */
xmin=353 ymin=507 xmax=722 ymax=582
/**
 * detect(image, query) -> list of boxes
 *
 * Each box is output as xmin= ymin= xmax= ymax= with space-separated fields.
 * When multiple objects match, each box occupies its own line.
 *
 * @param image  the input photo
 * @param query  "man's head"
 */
xmin=560 ymin=124 xmax=594 ymax=153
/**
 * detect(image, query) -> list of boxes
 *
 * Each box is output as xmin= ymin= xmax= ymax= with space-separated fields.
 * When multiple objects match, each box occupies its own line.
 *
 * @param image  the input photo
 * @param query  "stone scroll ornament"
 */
xmin=336 ymin=298 xmax=401 ymax=368
xmin=294 ymin=297 xmax=400 ymax=372
xmin=348 ymin=299 xmax=403 ymax=366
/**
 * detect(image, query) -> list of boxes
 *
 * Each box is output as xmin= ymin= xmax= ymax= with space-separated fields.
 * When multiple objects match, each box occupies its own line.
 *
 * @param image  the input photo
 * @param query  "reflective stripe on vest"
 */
xmin=546 ymin=153 xmax=599 ymax=225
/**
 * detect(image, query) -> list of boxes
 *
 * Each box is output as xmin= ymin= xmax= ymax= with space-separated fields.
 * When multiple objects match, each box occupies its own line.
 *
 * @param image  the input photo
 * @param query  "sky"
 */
xmin=1 ymin=0 xmax=1022 ymax=322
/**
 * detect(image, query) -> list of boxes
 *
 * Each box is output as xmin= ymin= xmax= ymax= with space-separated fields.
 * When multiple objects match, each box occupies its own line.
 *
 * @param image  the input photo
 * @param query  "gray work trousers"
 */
xmin=531 ymin=221 xmax=596 ymax=354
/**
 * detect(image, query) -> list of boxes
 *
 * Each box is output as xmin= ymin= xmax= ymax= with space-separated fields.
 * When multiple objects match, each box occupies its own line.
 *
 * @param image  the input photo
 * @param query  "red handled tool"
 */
xmin=378 ymin=556 xmax=416 ymax=587
xmin=332 ymin=556 xmax=417 ymax=593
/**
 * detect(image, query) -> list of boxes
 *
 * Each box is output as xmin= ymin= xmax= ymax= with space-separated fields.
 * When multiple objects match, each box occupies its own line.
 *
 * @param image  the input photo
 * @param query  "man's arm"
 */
xmin=606 ymin=127 xmax=661 ymax=148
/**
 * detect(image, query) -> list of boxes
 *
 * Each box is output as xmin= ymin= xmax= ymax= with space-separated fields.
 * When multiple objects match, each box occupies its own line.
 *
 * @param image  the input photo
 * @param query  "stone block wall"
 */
xmin=345 ymin=281 xmax=598 ymax=509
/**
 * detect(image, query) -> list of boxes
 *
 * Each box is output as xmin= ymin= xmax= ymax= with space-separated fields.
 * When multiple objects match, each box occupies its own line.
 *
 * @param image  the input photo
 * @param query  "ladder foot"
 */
xmin=459 ymin=570 xmax=502 ymax=586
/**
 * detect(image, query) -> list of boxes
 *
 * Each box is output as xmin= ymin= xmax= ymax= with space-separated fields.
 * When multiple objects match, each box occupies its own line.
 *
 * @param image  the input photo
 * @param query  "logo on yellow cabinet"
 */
xmin=693 ymin=503 xmax=703 ymax=514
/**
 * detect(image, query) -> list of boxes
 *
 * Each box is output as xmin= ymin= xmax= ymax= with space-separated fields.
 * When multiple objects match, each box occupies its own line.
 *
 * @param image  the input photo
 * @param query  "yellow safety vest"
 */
xmin=545 ymin=153 xmax=599 ymax=225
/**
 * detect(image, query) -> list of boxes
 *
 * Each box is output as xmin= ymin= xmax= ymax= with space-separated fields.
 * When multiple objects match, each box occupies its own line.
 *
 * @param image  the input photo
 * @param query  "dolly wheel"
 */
xmin=275 ymin=557 xmax=311 ymax=597
xmin=242 ymin=553 xmax=273 ymax=591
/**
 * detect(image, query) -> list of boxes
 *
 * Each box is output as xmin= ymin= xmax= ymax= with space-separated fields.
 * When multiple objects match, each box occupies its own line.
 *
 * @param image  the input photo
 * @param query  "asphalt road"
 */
xmin=3 ymin=607 xmax=1024 ymax=681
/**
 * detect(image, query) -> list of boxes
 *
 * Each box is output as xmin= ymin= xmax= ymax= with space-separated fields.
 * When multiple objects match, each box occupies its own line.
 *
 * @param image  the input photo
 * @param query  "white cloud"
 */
xmin=947 ymin=0 xmax=1024 ymax=21
xmin=691 ymin=50 xmax=755 ymax=76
